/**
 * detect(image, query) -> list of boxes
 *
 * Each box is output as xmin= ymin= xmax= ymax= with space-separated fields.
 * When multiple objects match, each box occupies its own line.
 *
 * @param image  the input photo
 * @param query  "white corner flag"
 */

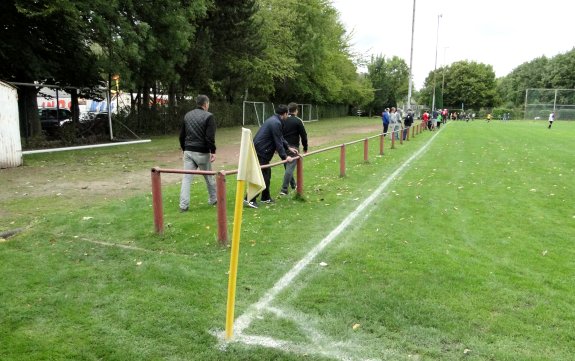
xmin=225 ymin=127 xmax=265 ymax=340
xmin=237 ymin=127 xmax=266 ymax=200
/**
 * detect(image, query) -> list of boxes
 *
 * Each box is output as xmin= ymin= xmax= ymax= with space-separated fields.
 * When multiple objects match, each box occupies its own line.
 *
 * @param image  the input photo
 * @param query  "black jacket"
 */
xmin=179 ymin=107 xmax=216 ymax=154
xmin=282 ymin=114 xmax=308 ymax=153
xmin=253 ymin=114 xmax=289 ymax=162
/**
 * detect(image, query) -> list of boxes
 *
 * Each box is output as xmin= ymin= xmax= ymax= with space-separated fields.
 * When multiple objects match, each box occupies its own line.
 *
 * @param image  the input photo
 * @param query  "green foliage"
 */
xmin=367 ymin=55 xmax=409 ymax=112
xmin=421 ymin=61 xmax=498 ymax=110
xmin=497 ymin=48 xmax=575 ymax=107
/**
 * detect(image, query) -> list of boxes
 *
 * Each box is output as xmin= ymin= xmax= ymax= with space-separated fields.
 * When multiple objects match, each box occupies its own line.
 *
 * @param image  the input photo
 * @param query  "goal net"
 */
xmin=242 ymin=101 xmax=266 ymax=126
xmin=525 ymin=88 xmax=575 ymax=121
xmin=298 ymin=103 xmax=319 ymax=122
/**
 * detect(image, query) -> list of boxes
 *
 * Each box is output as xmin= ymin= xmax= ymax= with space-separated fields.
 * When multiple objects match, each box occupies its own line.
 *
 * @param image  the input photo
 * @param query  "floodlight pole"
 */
xmin=407 ymin=0 xmax=416 ymax=109
xmin=431 ymin=14 xmax=442 ymax=113
xmin=441 ymin=47 xmax=449 ymax=102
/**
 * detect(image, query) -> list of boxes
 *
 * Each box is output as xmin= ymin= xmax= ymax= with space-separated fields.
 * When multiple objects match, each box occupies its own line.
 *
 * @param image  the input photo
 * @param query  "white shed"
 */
xmin=0 ymin=81 xmax=22 ymax=168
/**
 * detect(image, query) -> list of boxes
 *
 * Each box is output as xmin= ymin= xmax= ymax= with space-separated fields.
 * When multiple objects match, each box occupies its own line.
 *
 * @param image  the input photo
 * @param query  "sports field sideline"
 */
xmin=1 ymin=119 xmax=574 ymax=360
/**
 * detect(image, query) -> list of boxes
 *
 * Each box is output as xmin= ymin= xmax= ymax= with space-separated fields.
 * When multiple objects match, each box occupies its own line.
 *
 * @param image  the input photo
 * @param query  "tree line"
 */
xmin=1 ymin=0 xmax=376 ymax=137
xmin=2 ymin=0 xmax=574 ymax=140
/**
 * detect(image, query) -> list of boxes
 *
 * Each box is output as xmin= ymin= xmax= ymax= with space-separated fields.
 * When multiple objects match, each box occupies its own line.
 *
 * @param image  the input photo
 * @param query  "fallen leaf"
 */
xmin=352 ymin=323 xmax=360 ymax=330
xmin=319 ymin=262 xmax=328 ymax=267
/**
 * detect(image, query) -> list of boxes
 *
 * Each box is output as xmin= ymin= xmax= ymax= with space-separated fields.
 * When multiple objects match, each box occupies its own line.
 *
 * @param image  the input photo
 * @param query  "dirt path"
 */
xmin=1 ymin=123 xmax=382 ymax=206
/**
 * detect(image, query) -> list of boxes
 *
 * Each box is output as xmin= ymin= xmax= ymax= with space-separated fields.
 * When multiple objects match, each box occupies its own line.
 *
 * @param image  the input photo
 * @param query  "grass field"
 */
xmin=1 ymin=119 xmax=574 ymax=360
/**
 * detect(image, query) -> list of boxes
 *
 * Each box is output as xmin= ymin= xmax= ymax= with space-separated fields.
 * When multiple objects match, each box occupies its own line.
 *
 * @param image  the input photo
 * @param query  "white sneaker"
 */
xmin=243 ymin=200 xmax=258 ymax=209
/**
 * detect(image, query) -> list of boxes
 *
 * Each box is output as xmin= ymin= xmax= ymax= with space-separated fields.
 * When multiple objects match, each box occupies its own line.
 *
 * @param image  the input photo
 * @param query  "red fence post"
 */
xmin=296 ymin=156 xmax=304 ymax=196
xmin=340 ymin=144 xmax=346 ymax=177
xmin=151 ymin=167 xmax=164 ymax=234
xmin=379 ymin=134 xmax=384 ymax=155
xmin=216 ymin=171 xmax=228 ymax=245
xmin=363 ymin=138 xmax=369 ymax=162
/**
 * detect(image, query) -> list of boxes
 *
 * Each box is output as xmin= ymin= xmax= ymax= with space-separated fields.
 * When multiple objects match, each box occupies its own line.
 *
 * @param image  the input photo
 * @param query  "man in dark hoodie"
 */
xmin=178 ymin=94 xmax=217 ymax=212
xmin=244 ymin=104 xmax=298 ymax=208
xmin=280 ymin=102 xmax=308 ymax=195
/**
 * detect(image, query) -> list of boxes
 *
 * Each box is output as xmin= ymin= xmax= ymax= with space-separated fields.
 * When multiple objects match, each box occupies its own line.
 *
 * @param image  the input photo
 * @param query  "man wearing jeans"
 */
xmin=179 ymin=94 xmax=217 ymax=212
xmin=280 ymin=102 xmax=308 ymax=195
xmin=244 ymin=104 xmax=297 ymax=208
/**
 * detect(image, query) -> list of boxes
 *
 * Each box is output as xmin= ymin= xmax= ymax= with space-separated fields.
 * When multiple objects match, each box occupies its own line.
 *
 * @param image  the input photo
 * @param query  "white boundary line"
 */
xmin=217 ymin=127 xmax=444 ymax=358
xmin=22 ymin=139 xmax=151 ymax=155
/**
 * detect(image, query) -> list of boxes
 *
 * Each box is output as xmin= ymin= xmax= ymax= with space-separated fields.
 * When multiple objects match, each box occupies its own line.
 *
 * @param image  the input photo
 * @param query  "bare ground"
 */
xmin=0 ymin=123 xmax=381 ymax=206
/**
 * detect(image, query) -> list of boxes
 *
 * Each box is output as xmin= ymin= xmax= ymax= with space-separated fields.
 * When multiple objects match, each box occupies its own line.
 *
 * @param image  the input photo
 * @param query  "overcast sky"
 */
xmin=331 ymin=0 xmax=575 ymax=89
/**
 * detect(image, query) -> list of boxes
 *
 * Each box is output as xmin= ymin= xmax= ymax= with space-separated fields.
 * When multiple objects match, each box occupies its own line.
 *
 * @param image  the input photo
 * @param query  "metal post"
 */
xmin=431 ymin=14 xmax=442 ymax=113
xmin=216 ymin=171 xmax=228 ymax=245
xmin=296 ymin=156 xmax=304 ymax=196
xmin=407 ymin=0 xmax=416 ymax=109
xmin=339 ymin=144 xmax=346 ymax=177
xmin=151 ymin=168 xmax=164 ymax=234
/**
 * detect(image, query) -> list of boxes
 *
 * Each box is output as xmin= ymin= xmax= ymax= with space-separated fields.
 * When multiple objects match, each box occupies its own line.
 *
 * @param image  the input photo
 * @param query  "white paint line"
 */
xmin=231 ymin=129 xmax=443 ymax=337
xmin=22 ymin=139 xmax=151 ymax=155
xmin=82 ymin=239 xmax=196 ymax=258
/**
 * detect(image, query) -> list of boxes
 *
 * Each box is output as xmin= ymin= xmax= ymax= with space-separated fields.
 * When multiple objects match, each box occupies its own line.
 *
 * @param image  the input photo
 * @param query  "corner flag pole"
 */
xmin=225 ymin=179 xmax=246 ymax=340
xmin=225 ymin=128 xmax=265 ymax=340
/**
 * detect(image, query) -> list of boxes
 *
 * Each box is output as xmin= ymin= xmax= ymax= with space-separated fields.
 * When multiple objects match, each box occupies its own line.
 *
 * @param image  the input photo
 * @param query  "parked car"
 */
xmin=39 ymin=108 xmax=72 ymax=132
xmin=78 ymin=112 xmax=110 ymax=136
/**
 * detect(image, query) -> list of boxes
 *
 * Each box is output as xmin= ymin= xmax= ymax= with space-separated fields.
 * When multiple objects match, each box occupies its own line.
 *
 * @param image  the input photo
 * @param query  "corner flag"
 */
xmin=237 ymin=128 xmax=266 ymax=199
xmin=225 ymin=128 xmax=264 ymax=340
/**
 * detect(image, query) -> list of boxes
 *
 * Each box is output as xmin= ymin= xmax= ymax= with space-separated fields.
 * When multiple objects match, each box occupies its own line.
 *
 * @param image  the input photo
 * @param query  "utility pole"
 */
xmin=431 ymin=14 xmax=442 ymax=113
xmin=407 ymin=0 xmax=416 ymax=110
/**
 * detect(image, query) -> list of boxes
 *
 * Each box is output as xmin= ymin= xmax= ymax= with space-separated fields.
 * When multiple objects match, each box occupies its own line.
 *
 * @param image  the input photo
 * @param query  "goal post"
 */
xmin=525 ymin=88 xmax=575 ymax=121
xmin=242 ymin=101 xmax=265 ymax=126
xmin=297 ymin=103 xmax=319 ymax=122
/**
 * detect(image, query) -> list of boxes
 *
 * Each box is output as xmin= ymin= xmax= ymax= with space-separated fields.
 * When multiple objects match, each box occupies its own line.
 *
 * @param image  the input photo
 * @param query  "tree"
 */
xmin=366 ymin=55 xmax=409 ymax=114
xmin=201 ymin=0 xmax=263 ymax=103
xmin=422 ymin=60 xmax=497 ymax=110
xmin=0 ymin=0 xmax=104 ymax=135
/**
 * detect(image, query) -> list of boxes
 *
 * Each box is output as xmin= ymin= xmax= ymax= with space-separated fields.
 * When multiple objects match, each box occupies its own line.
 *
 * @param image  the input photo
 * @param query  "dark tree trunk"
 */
xmin=18 ymin=86 xmax=41 ymax=137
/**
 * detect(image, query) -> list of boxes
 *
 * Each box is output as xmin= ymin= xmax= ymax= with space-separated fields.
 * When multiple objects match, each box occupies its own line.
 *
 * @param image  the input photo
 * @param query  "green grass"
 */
xmin=1 ymin=119 xmax=574 ymax=360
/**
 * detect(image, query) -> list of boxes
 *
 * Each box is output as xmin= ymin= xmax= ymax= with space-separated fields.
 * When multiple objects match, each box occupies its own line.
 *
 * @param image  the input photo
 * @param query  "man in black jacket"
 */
xmin=280 ymin=102 xmax=308 ymax=195
xmin=403 ymin=109 xmax=414 ymax=140
xmin=178 ymin=94 xmax=217 ymax=212
xmin=244 ymin=104 xmax=297 ymax=208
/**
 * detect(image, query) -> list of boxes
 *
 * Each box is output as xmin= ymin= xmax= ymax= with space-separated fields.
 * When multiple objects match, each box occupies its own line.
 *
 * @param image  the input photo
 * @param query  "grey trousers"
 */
xmin=179 ymin=151 xmax=216 ymax=209
xmin=281 ymin=159 xmax=297 ymax=193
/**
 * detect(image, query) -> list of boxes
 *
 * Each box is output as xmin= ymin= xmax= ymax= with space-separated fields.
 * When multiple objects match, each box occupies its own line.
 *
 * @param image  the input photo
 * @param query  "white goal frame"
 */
xmin=242 ymin=101 xmax=265 ymax=126
xmin=297 ymin=103 xmax=319 ymax=122
xmin=524 ymin=88 xmax=575 ymax=120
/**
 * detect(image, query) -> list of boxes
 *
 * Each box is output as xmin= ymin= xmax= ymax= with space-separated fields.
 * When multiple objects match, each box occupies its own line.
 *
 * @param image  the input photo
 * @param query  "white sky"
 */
xmin=331 ymin=0 xmax=575 ymax=89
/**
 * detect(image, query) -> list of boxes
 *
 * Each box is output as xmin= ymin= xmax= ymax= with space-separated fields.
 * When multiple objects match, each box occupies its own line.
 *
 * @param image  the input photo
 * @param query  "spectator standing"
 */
xmin=179 ymin=95 xmax=217 ymax=212
xmin=403 ymin=109 xmax=414 ymax=140
xmin=390 ymin=107 xmax=401 ymax=140
xmin=382 ymin=108 xmax=390 ymax=136
xmin=422 ymin=110 xmax=430 ymax=130
xmin=280 ymin=103 xmax=308 ymax=195
xmin=548 ymin=111 xmax=555 ymax=129
xmin=244 ymin=104 xmax=297 ymax=208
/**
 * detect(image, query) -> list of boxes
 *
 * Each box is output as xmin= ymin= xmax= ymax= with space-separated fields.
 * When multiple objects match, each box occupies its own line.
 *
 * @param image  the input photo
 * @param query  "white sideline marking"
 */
xmin=219 ymin=129 xmax=444 ymax=358
xmin=82 ymin=239 xmax=196 ymax=258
